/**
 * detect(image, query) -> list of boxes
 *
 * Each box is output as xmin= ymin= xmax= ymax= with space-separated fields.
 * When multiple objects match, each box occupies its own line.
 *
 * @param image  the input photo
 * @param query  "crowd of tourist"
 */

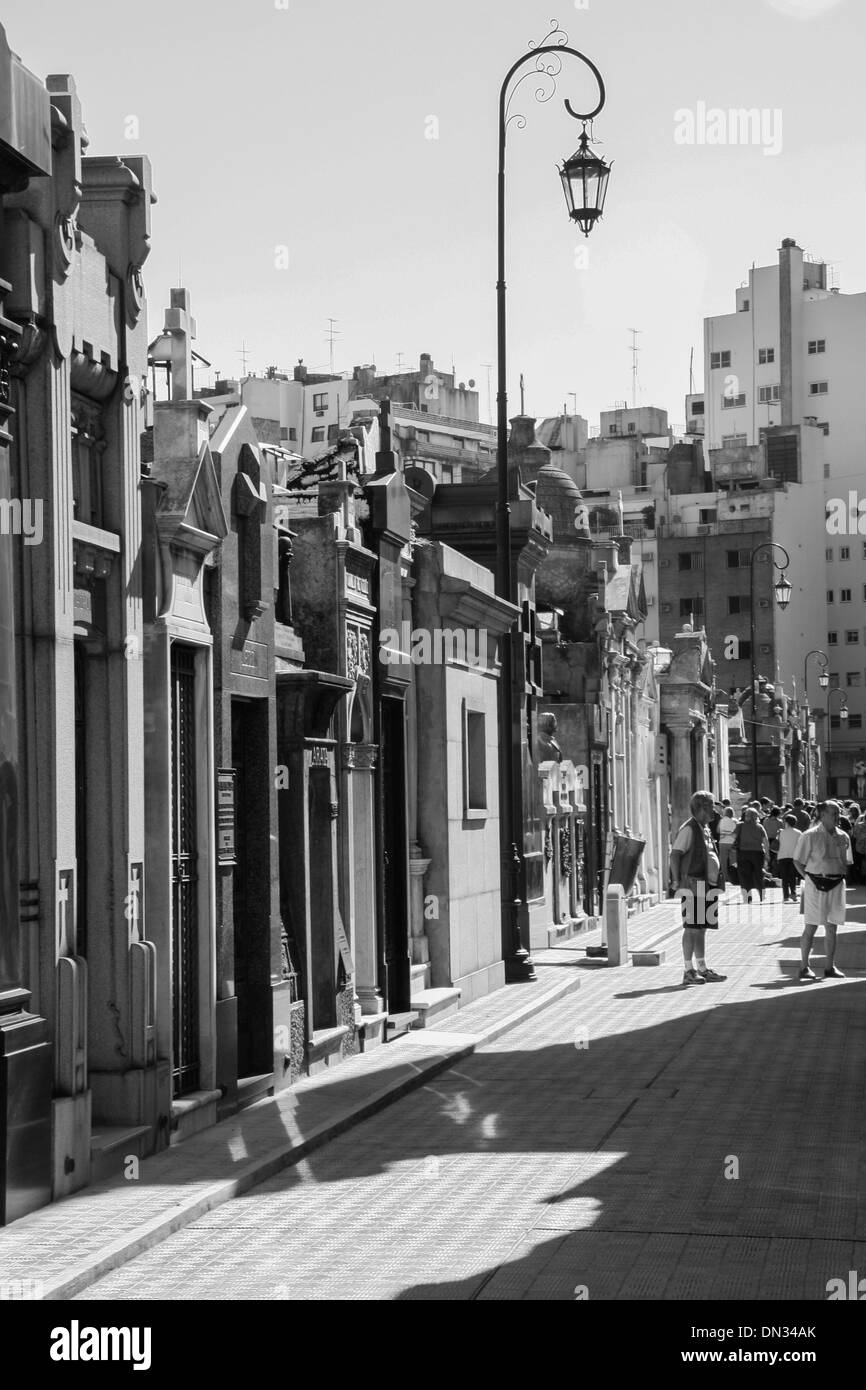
xmin=708 ymin=794 xmax=866 ymax=904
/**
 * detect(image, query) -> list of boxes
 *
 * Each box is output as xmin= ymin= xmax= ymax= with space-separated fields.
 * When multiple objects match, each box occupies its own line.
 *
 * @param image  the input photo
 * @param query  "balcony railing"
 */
xmin=657 ymin=518 xmax=770 ymax=538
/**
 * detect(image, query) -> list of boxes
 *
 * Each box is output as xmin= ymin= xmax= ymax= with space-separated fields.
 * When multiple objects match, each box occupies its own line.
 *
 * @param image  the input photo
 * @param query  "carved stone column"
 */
xmin=668 ymin=721 xmax=694 ymax=834
xmin=342 ymin=742 xmax=382 ymax=1017
xmin=402 ymin=570 xmax=430 ymax=970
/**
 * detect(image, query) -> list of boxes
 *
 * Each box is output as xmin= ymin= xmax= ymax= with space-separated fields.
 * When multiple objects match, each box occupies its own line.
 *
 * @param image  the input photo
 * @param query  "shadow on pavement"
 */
xmin=383 ymin=976 xmax=866 ymax=1300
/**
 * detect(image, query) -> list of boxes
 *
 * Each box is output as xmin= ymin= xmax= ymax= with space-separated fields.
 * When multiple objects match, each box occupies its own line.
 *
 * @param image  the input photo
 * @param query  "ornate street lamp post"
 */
xmin=826 ymin=688 xmax=849 ymax=798
xmin=748 ymin=542 xmax=791 ymax=797
xmin=802 ymin=649 xmax=829 ymax=800
xmin=495 ymin=20 xmax=610 ymax=979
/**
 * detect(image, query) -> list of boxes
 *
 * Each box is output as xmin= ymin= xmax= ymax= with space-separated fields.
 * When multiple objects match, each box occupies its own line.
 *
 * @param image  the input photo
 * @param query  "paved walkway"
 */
xmin=2 ymin=953 xmax=594 ymax=1299
xmin=43 ymin=885 xmax=866 ymax=1301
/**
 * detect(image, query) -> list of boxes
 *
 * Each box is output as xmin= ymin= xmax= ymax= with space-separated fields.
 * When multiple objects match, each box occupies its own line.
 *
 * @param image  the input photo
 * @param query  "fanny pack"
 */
xmin=806 ymin=872 xmax=844 ymax=892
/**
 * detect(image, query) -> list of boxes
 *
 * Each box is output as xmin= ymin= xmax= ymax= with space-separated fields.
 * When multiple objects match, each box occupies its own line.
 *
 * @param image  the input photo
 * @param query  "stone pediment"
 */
xmin=155 ymin=440 xmax=228 ymax=555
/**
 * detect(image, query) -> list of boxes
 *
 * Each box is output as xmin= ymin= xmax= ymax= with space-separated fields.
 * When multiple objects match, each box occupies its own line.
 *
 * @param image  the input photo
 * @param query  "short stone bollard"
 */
xmin=605 ymin=884 xmax=628 ymax=966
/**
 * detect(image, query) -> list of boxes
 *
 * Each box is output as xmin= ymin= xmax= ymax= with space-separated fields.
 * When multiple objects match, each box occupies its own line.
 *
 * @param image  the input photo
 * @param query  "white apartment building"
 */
xmin=703 ymin=238 xmax=866 ymax=795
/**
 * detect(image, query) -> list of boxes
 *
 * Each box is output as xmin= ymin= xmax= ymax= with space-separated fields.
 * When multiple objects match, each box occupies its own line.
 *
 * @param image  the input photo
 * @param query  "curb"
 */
xmin=35 ymin=973 xmax=581 ymax=1300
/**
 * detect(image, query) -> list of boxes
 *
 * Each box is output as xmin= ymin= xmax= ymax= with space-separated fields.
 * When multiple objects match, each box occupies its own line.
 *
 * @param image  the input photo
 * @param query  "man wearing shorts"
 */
xmin=669 ymin=790 xmax=728 ymax=986
xmin=793 ymin=800 xmax=852 ymax=981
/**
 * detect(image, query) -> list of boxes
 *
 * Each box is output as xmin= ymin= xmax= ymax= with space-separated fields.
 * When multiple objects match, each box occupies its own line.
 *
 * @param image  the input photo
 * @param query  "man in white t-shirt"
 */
xmin=793 ymin=800 xmax=852 ymax=981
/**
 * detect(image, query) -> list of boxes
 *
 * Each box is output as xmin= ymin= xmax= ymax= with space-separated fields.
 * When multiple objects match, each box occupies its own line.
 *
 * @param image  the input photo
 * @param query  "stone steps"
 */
xmin=90 ymin=1124 xmax=152 ymax=1185
xmin=408 ymin=987 xmax=461 ymax=1028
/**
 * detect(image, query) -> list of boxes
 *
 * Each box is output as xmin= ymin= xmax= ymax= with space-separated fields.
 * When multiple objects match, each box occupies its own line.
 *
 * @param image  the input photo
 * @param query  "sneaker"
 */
xmin=798 ymin=966 xmax=817 ymax=982
xmin=697 ymin=968 xmax=727 ymax=982
xmin=682 ymin=969 xmax=706 ymax=986
xmin=823 ymin=966 xmax=846 ymax=979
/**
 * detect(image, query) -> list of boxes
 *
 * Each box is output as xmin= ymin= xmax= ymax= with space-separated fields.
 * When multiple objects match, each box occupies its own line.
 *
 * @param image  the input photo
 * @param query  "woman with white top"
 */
xmin=717 ymin=807 xmax=738 ymax=881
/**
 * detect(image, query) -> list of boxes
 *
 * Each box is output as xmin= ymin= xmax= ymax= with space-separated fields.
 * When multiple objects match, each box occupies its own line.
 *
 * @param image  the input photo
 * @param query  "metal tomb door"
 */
xmin=170 ymin=644 xmax=199 ymax=1095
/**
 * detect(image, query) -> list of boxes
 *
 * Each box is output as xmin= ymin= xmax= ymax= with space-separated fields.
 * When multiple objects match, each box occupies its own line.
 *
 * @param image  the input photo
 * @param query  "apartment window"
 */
xmin=846 ymin=672 xmax=862 ymax=688
xmin=758 ymin=384 xmax=780 ymax=403
xmin=726 ymin=549 xmax=751 ymax=569
xmin=826 ymin=548 xmax=833 ymax=562
xmin=807 ymin=339 xmax=826 ymax=354
xmin=311 ymin=427 xmax=325 ymax=443
xmin=453 ymin=438 xmax=465 ymax=449
xmin=692 ymin=400 xmax=705 ymax=415
xmin=312 ymin=392 xmax=329 ymax=411
xmin=863 ymin=542 xmax=866 ymax=560
xmin=721 ymin=434 xmax=748 ymax=448
xmin=728 ymin=595 xmax=751 ymax=615
xmin=827 ymin=591 xmax=835 ymax=604
xmin=741 ymin=299 xmax=750 ymax=310
xmin=463 ymin=705 xmax=488 ymax=815
xmin=699 ymin=508 xmax=717 ymax=524
xmin=845 ymin=630 xmax=859 ymax=644
xmin=710 ymin=350 xmax=732 ymax=369
xmin=829 ymin=673 xmax=840 ymax=689
xmin=863 ymin=584 xmax=866 ymax=602
xmin=819 ymin=422 xmax=830 ymax=436
xmin=824 ymin=463 xmax=831 ymax=479
xmin=841 ymin=589 xmax=852 ymax=603
xmin=288 ymin=427 xmax=297 ymax=441
xmin=678 ymin=551 xmax=703 ymax=571
xmin=830 ymin=712 xmax=860 ymax=729
xmin=441 ymin=464 xmax=454 ymax=483
xmin=738 ymin=640 xmax=753 ymax=658
xmin=809 ymin=381 xmax=829 ymax=395
xmin=840 ymin=547 xmax=851 ymax=561
xmin=680 ymin=597 xmax=704 ymax=619
xmin=722 ymin=393 xmax=747 ymax=409
xmin=828 ymin=632 xmax=838 ymax=645
xmin=758 ymin=347 xmax=775 ymax=365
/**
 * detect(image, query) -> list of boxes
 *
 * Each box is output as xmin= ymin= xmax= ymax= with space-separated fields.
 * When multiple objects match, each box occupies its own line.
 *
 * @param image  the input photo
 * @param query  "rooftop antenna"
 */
xmin=629 ymin=328 xmax=642 ymax=408
xmin=237 ymin=340 xmax=251 ymax=377
xmin=481 ymin=363 xmax=494 ymax=425
xmin=325 ymin=318 xmax=341 ymax=374
xmin=519 ymin=372 xmax=525 ymax=414
xmin=396 ymin=351 xmax=405 ymax=374
xmin=689 ymin=346 xmax=695 ymax=396
xmin=569 ymin=392 xmax=578 ymax=417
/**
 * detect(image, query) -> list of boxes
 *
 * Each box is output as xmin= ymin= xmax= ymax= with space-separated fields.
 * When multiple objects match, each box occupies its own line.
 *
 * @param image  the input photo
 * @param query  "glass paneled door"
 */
xmin=170 ymin=645 xmax=199 ymax=1095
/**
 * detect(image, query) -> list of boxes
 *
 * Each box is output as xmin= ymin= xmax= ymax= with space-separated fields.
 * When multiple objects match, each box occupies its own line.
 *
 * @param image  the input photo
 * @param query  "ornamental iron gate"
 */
xmin=171 ymin=644 xmax=200 ymax=1095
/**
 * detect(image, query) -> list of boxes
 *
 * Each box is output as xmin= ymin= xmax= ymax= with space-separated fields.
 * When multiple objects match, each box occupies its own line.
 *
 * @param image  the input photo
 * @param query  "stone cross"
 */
xmin=163 ymin=288 xmax=196 ymax=402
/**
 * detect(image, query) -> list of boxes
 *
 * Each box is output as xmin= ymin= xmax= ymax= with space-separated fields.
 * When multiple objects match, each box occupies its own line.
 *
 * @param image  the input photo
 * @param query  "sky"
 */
xmin=4 ymin=0 xmax=865 ymax=432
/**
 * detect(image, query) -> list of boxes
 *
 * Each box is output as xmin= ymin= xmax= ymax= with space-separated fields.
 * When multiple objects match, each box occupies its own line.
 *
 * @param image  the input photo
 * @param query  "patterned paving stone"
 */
xmin=12 ymin=889 xmax=866 ymax=1301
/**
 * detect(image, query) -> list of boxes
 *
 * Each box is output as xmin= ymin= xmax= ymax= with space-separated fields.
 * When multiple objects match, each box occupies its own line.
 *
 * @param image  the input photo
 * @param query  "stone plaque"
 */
xmin=335 ymin=910 xmax=354 ymax=975
xmin=230 ymin=640 xmax=268 ymax=680
xmin=216 ymin=769 xmax=237 ymax=865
